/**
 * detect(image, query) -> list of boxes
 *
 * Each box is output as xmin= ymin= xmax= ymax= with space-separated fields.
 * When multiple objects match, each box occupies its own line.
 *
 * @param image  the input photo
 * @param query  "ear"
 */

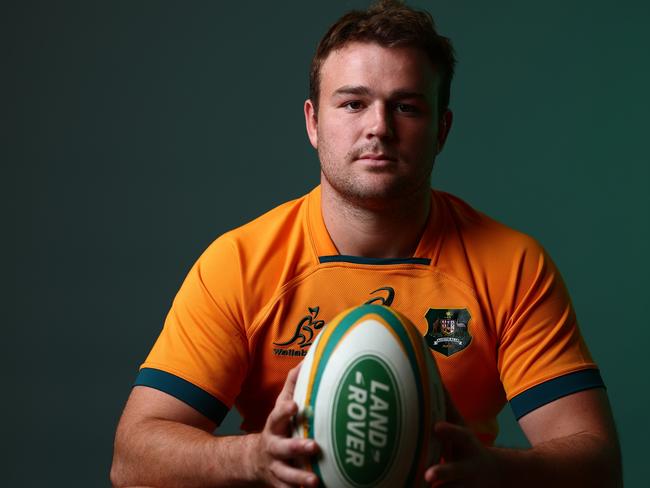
xmin=304 ymin=99 xmax=318 ymax=149
xmin=436 ymin=109 xmax=453 ymax=154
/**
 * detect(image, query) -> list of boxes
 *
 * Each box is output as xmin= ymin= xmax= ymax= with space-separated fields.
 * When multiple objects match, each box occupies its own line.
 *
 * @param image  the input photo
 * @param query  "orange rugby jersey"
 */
xmin=136 ymin=186 xmax=602 ymax=444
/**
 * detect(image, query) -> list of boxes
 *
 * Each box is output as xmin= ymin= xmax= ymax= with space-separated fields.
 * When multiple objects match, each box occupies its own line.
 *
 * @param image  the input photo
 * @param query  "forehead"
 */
xmin=319 ymin=42 xmax=439 ymax=96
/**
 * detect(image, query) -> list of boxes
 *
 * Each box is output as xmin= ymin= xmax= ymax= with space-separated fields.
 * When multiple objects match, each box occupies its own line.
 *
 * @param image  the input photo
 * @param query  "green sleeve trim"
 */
xmin=510 ymin=369 xmax=605 ymax=420
xmin=134 ymin=368 xmax=229 ymax=425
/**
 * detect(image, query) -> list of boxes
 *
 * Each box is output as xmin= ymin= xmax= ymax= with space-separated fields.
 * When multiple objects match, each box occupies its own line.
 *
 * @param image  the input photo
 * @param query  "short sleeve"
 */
xmin=136 ymin=235 xmax=249 ymax=424
xmin=497 ymin=240 xmax=603 ymax=419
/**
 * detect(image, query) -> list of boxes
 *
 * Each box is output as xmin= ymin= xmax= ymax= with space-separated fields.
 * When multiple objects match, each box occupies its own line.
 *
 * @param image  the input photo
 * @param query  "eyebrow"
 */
xmin=333 ymin=85 xmax=373 ymax=97
xmin=332 ymin=85 xmax=428 ymax=100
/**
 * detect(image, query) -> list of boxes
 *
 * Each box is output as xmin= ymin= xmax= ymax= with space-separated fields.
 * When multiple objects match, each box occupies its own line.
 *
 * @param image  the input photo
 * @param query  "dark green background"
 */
xmin=5 ymin=1 xmax=648 ymax=485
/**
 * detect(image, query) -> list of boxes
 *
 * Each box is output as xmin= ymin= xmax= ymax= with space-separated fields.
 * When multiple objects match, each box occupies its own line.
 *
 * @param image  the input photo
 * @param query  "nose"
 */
xmin=365 ymin=102 xmax=394 ymax=140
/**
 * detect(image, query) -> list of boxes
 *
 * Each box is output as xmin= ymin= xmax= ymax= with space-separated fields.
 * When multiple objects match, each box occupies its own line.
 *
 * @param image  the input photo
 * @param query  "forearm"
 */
xmin=111 ymin=417 xmax=260 ymax=488
xmin=490 ymin=431 xmax=622 ymax=488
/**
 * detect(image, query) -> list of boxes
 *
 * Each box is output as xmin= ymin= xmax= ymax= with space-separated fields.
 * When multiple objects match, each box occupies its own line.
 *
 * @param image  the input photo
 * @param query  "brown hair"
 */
xmin=309 ymin=0 xmax=456 ymax=117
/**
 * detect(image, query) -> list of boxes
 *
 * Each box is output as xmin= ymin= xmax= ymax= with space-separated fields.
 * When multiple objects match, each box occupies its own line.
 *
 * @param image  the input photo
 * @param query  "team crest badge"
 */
xmin=424 ymin=308 xmax=472 ymax=357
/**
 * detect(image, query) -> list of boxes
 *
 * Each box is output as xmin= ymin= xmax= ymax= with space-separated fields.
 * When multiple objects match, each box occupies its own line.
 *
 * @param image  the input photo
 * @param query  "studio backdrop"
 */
xmin=5 ymin=1 xmax=648 ymax=485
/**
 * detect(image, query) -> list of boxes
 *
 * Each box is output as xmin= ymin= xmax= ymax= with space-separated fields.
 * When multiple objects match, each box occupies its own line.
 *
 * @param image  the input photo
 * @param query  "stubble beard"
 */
xmin=318 ymin=139 xmax=434 ymax=211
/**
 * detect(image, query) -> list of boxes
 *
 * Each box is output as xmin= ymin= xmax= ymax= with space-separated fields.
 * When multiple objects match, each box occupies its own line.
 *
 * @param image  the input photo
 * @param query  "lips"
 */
xmin=358 ymin=153 xmax=396 ymax=161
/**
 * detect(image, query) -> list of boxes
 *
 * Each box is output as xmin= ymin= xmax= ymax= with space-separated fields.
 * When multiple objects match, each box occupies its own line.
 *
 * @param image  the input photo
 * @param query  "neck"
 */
xmin=321 ymin=181 xmax=431 ymax=259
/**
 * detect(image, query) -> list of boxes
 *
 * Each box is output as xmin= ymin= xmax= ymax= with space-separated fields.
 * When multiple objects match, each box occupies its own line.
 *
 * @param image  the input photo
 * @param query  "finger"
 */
xmin=268 ymin=478 xmax=292 ymax=488
xmin=278 ymin=363 xmax=302 ymax=402
xmin=425 ymin=461 xmax=471 ymax=485
xmin=267 ymin=399 xmax=298 ymax=436
xmin=268 ymin=436 xmax=319 ymax=460
xmin=269 ymin=460 xmax=319 ymax=488
xmin=426 ymin=477 xmax=463 ymax=488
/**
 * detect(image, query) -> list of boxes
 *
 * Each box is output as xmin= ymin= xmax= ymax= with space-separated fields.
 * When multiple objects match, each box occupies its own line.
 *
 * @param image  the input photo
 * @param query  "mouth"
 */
xmin=358 ymin=153 xmax=395 ymax=161
xmin=356 ymin=153 xmax=397 ymax=166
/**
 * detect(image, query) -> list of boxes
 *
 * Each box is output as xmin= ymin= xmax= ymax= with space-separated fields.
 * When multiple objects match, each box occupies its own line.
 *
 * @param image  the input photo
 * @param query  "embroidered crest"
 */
xmin=424 ymin=308 xmax=472 ymax=357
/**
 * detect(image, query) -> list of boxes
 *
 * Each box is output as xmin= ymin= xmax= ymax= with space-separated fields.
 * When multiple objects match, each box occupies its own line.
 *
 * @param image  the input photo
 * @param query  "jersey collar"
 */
xmin=306 ymin=185 xmax=445 ymax=265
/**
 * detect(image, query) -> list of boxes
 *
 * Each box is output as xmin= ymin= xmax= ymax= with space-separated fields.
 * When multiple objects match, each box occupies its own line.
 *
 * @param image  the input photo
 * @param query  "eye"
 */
xmin=395 ymin=103 xmax=418 ymax=114
xmin=343 ymin=100 xmax=364 ymax=111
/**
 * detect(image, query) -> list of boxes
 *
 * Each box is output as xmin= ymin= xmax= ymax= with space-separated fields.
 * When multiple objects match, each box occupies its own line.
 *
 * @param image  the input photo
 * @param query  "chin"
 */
xmin=342 ymin=181 xmax=424 ymax=209
xmin=322 ymin=165 xmax=430 ymax=207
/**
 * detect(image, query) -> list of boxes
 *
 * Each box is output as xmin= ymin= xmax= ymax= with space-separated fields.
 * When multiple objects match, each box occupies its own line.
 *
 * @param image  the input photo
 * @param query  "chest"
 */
xmin=236 ymin=265 xmax=505 ymax=431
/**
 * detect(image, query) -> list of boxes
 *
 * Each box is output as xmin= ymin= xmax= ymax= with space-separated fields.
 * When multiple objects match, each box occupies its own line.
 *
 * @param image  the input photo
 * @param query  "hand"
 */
xmin=424 ymin=391 xmax=500 ymax=487
xmin=425 ymin=421 xmax=500 ymax=487
xmin=251 ymin=364 xmax=320 ymax=487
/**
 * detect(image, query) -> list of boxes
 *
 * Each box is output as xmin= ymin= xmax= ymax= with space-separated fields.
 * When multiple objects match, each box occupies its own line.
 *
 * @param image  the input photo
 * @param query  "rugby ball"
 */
xmin=292 ymin=304 xmax=445 ymax=488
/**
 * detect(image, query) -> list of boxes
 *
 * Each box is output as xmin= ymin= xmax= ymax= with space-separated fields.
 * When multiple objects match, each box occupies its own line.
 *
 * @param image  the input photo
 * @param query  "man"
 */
xmin=111 ymin=1 xmax=622 ymax=486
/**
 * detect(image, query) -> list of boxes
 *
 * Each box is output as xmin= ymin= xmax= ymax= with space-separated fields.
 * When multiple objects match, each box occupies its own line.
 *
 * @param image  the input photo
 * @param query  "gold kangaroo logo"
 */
xmin=273 ymin=306 xmax=325 ymax=348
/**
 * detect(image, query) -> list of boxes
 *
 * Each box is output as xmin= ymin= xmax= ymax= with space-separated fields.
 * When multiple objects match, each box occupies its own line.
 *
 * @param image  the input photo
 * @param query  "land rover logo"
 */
xmin=332 ymin=355 xmax=400 ymax=487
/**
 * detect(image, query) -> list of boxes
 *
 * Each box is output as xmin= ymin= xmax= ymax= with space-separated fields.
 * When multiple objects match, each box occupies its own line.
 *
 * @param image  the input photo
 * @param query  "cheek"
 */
xmin=319 ymin=118 xmax=357 ymax=153
xmin=402 ymin=125 xmax=437 ymax=152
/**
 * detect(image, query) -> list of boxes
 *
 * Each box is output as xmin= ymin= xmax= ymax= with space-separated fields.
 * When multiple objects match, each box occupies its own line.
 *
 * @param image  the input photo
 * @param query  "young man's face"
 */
xmin=305 ymin=42 xmax=451 ymax=209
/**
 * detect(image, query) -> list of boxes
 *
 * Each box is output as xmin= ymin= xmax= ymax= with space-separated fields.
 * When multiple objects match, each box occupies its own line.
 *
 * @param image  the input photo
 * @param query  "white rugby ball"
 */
xmin=292 ymin=304 xmax=445 ymax=488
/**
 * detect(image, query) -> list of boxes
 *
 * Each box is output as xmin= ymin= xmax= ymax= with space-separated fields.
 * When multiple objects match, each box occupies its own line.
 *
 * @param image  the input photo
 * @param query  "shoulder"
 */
xmin=194 ymin=191 xmax=317 ymax=310
xmin=434 ymin=191 xmax=562 ymax=307
xmin=209 ymin=191 xmax=316 ymax=268
xmin=200 ymin=192 xmax=310 ymax=258
xmin=436 ymin=190 xmax=545 ymax=261
xmin=227 ymin=194 xmax=309 ymax=243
